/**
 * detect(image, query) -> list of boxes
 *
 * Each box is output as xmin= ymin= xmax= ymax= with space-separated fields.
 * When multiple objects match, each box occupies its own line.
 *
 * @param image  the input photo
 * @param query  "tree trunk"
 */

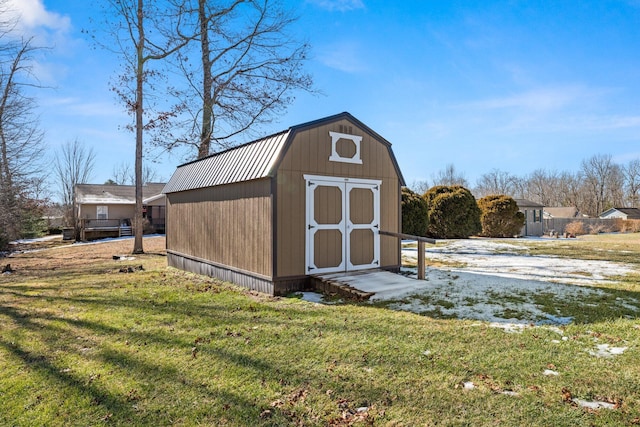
xmin=197 ymin=0 xmax=212 ymax=159
xmin=133 ymin=0 xmax=145 ymax=254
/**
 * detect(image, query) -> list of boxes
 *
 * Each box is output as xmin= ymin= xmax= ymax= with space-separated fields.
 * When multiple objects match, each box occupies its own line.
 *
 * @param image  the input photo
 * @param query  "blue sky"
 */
xmin=10 ymin=0 xmax=640 ymax=189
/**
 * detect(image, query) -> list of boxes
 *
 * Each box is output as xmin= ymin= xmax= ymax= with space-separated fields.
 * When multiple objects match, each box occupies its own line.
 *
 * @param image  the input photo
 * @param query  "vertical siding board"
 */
xmin=167 ymin=180 xmax=272 ymax=278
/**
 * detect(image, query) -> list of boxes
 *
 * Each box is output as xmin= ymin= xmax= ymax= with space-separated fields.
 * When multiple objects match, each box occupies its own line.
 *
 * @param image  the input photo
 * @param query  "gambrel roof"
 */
xmin=163 ymin=112 xmax=405 ymax=194
xmin=163 ymin=130 xmax=289 ymax=194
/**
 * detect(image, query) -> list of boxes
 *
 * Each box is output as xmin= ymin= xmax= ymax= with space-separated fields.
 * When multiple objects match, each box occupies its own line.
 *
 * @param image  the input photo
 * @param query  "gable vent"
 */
xmin=338 ymin=124 xmax=353 ymax=134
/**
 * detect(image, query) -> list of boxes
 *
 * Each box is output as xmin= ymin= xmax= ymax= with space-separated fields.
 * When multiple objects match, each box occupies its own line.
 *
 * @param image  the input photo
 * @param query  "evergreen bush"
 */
xmin=477 ymin=194 xmax=525 ymax=237
xmin=423 ymin=185 xmax=481 ymax=239
xmin=401 ymin=187 xmax=428 ymax=236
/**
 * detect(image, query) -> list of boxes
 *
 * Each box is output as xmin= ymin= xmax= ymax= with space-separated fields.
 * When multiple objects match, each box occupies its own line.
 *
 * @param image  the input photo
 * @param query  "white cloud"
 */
xmin=6 ymin=0 xmax=70 ymax=33
xmin=462 ymin=86 xmax=606 ymax=113
xmin=306 ymin=0 xmax=365 ymax=12
xmin=317 ymin=41 xmax=367 ymax=73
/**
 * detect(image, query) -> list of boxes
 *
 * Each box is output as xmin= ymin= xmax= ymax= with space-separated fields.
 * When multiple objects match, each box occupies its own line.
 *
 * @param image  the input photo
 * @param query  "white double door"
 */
xmin=304 ymin=175 xmax=381 ymax=274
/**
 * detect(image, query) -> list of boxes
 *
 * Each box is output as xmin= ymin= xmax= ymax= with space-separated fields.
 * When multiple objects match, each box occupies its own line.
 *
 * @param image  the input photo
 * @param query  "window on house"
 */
xmin=97 ymin=206 xmax=108 ymax=220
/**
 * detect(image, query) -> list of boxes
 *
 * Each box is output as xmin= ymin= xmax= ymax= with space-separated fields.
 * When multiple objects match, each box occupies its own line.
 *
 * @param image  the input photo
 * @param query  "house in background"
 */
xmin=163 ymin=112 xmax=405 ymax=295
xmin=599 ymin=207 xmax=640 ymax=220
xmin=514 ymin=199 xmax=544 ymax=236
xmin=543 ymin=206 xmax=584 ymax=219
xmin=75 ymin=183 xmax=166 ymax=240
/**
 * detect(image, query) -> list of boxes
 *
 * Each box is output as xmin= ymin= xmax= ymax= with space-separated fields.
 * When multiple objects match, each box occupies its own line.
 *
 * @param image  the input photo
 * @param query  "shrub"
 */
xmin=423 ymin=185 xmax=481 ymax=239
xmin=477 ymin=195 xmax=525 ymax=238
xmin=564 ymin=221 xmax=585 ymax=236
xmin=588 ymin=223 xmax=611 ymax=235
xmin=621 ymin=220 xmax=640 ymax=233
xmin=401 ymin=187 xmax=428 ymax=236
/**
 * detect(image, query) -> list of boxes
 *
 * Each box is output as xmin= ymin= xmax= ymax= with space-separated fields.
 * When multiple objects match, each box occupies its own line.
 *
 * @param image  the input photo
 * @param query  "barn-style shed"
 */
xmin=163 ymin=112 xmax=406 ymax=295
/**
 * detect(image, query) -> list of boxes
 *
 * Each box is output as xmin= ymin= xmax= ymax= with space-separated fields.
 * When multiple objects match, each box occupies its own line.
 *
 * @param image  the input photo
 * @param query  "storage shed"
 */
xmin=163 ymin=112 xmax=406 ymax=295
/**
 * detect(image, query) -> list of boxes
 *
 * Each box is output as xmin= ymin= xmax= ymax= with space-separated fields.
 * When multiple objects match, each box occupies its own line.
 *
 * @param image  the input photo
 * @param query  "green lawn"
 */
xmin=1 ymin=236 xmax=639 ymax=425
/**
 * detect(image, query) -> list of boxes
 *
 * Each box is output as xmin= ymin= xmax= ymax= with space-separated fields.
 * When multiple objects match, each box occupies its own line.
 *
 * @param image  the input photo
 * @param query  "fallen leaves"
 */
xmin=118 ymin=265 xmax=144 ymax=273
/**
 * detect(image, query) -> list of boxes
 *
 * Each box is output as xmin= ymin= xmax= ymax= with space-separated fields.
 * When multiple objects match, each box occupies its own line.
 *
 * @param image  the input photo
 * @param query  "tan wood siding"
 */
xmin=79 ymin=204 xmax=134 ymax=221
xmin=167 ymin=179 xmax=273 ymax=278
xmin=276 ymin=118 xmax=401 ymax=276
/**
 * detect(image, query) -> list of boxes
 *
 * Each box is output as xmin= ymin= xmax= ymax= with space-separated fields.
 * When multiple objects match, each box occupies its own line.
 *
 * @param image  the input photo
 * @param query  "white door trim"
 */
xmin=304 ymin=174 xmax=381 ymax=274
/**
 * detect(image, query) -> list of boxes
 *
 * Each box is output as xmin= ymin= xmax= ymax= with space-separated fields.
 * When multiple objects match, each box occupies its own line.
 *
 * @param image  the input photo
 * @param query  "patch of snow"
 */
xmin=405 ymin=238 xmax=635 ymax=287
xmin=489 ymin=322 xmax=528 ymax=333
xmin=588 ymin=344 xmax=628 ymax=358
xmin=298 ymin=292 xmax=324 ymax=304
xmin=72 ymin=234 xmax=164 ymax=247
xmin=10 ymin=235 xmax=61 ymax=244
xmin=573 ymin=399 xmax=616 ymax=410
xmin=343 ymin=239 xmax=640 ymax=325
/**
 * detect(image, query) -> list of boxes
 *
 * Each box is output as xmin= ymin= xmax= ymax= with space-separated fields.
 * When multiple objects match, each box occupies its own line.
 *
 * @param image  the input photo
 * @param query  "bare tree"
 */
xmin=0 ymin=8 xmax=47 ymax=246
xmin=473 ymin=169 xmax=519 ymax=198
xmin=166 ymin=0 xmax=313 ymax=158
xmin=104 ymin=0 xmax=194 ymax=253
xmin=431 ymin=163 xmax=469 ymax=188
xmin=525 ymin=169 xmax=560 ymax=206
xmin=111 ymin=161 xmax=159 ymax=185
xmin=623 ymin=159 xmax=640 ymax=207
xmin=54 ymin=139 xmax=96 ymax=238
xmin=111 ymin=161 xmax=132 ymax=185
xmin=580 ymin=154 xmax=620 ymax=216
xmin=409 ymin=179 xmax=430 ymax=195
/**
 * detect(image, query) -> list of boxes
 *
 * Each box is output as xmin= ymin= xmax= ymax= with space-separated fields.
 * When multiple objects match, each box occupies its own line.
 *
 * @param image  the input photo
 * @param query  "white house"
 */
xmin=599 ymin=207 xmax=640 ymax=220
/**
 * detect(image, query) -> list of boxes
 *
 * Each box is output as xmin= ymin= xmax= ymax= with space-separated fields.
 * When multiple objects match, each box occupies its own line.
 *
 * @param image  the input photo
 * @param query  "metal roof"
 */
xmin=163 ymin=112 xmax=406 ymax=194
xmin=76 ymin=183 xmax=166 ymax=204
xmin=163 ymin=130 xmax=290 ymax=194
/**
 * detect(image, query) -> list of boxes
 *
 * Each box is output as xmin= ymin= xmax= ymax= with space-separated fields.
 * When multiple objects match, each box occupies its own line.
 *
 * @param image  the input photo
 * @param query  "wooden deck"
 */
xmin=79 ymin=219 xmax=133 ymax=241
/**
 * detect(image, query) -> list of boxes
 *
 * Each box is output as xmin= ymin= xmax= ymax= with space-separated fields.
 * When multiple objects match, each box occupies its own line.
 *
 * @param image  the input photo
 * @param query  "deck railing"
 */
xmin=80 ymin=218 xmax=125 ymax=229
xmin=379 ymin=230 xmax=436 ymax=280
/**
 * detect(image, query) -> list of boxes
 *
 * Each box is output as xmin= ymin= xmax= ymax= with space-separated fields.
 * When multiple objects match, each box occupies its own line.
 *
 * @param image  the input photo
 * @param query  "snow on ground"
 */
xmin=300 ymin=238 xmax=639 ymax=325
xmin=10 ymin=235 xmax=62 ymax=244
xmin=408 ymin=238 xmax=636 ymax=287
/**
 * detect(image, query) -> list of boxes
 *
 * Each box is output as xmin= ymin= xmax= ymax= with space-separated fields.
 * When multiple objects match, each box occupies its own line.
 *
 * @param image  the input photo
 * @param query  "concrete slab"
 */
xmin=316 ymin=270 xmax=425 ymax=300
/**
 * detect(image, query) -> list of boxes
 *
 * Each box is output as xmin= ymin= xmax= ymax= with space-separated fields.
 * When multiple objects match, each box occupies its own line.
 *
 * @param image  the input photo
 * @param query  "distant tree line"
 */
xmin=412 ymin=153 xmax=640 ymax=218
